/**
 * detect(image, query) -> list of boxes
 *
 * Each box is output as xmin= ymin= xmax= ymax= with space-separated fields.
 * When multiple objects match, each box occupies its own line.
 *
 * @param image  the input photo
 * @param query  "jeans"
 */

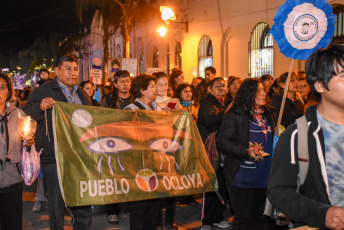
xmin=42 ymin=163 xmax=92 ymax=230
xmin=229 ymin=185 xmax=266 ymax=230
xmin=35 ymin=177 xmax=46 ymax=202
xmin=0 ymin=183 xmax=22 ymax=230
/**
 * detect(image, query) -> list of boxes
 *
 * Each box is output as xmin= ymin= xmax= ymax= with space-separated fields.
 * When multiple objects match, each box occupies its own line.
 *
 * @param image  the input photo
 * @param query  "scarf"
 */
xmin=181 ymin=100 xmax=193 ymax=106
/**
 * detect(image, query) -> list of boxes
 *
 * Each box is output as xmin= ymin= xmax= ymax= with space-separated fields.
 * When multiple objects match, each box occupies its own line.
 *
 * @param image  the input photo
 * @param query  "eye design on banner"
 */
xmin=88 ymin=137 xmax=133 ymax=154
xmin=87 ymin=137 xmax=133 ymax=175
xmin=80 ymin=120 xmax=193 ymax=176
xmin=149 ymin=138 xmax=183 ymax=173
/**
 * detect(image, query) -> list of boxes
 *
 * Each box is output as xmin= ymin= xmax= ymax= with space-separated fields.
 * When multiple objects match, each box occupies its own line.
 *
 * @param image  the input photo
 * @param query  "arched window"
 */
xmin=138 ymin=51 xmax=144 ymax=74
xmin=331 ymin=5 xmax=344 ymax=44
xmin=198 ymin=35 xmax=213 ymax=78
xmin=175 ymin=42 xmax=182 ymax=70
xmin=249 ymin=22 xmax=273 ymax=78
xmin=153 ymin=47 xmax=159 ymax=68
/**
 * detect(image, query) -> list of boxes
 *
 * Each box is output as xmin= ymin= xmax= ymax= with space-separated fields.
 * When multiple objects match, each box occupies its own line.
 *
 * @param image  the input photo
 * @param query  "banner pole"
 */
xmin=277 ymin=58 xmax=295 ymax=128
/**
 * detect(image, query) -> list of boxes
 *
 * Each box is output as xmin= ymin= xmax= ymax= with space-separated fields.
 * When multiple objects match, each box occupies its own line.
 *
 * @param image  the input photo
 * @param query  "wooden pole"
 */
xmin=277 ymin=58 xmax=295 ymax=128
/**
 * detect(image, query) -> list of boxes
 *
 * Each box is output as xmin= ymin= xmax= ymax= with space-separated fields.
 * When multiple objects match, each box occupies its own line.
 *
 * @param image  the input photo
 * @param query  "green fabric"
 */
xmin=53 ymin=101 xmax=217 ymax=207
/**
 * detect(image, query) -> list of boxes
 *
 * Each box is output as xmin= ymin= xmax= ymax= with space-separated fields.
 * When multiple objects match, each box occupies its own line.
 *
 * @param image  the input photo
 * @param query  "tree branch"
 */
xmin=113 ymin=0 xmax=128 ymax=20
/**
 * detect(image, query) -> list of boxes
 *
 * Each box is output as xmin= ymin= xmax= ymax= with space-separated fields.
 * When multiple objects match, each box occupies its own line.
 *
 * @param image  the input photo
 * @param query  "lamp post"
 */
xmin=159 ymin=6 xmax=176 ymax=76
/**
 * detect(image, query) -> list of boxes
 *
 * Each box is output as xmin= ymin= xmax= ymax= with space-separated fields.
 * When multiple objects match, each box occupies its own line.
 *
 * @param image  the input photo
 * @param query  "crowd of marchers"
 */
xmin=1 ymin=45 xmax=344 ymax=230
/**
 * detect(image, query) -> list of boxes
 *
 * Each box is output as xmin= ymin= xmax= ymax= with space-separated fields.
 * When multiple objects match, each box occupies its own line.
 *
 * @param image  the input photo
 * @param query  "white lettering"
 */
xmin=80 ymin=179 xmax=130 ymax=197
xmin=176 ymin=176 xmax=184 ymax=190
xmin=114 ymin=179 xmax=122 ymax=194
xmin=98 ymin=179 xmax=106 ymax=196
xmin=106 ymin=179 xmax=114 ymax=195
xmin=170 ymin=176 xmax=179 ymax=190
xmin=196 ymin=173 xmax=203 ymax=188
xmin=181 ymin=175 xmax=190 ymax=189
xmin=121 ymin=179 xmax=130 ymax=194
xmin=80 ymin=181 xmax=87 ymax=197
xmin=89 ymin=180 xmax=97 ymax=197
xmin=188 ymin=174 xmax=196 ymax=187
xmin=163 ymin=176 xmax=171 ymax=190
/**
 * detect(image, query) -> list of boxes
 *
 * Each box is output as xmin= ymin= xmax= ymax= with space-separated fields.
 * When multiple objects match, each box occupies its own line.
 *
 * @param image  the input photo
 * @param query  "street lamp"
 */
xmin=157 ymin=26 xmax=167 ymax=37
xmin=160 ymin=6 xmax=176 ymax=24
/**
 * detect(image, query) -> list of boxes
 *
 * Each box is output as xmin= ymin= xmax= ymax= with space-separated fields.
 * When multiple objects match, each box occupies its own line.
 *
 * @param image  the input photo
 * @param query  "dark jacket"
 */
xmin=197 ymin=94 xmax=226 ymax=143
xmin=100 ymin=93 xmax=134 ymax=109
xmin=271 ymin=94 xmax=304 ymax=128
xmin=23 ymin=78 xmax=92 ymax=164
xmin=217 ymin=105 xmax=275 ymax=182
xmin=91 ymin=98 xmax=100 ymax=106
xmin=267 ymin=105 xmax=330 ymax=229
xmin=194 ymin=79 xmax=207 ymax=104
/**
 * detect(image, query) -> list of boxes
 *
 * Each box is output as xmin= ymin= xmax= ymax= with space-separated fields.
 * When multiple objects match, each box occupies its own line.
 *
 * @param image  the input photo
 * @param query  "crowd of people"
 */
xmin=1 ymin=45 xmax=344 ymax=230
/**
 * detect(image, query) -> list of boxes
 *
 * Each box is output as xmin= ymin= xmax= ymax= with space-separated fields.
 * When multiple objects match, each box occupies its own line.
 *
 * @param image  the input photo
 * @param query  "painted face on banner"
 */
xmin=54 ymin=101 xmax=217 ymax=206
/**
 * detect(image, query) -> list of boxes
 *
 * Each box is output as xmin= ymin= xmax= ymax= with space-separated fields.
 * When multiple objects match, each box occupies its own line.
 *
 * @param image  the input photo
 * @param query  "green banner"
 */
xmin=53 ymin=101 xmax=217 ymax=207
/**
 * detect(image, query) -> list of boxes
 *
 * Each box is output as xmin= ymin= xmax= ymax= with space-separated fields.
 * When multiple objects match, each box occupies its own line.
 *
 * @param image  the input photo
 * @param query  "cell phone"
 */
xmin=167 ymin=102 xmax=176 ymax=109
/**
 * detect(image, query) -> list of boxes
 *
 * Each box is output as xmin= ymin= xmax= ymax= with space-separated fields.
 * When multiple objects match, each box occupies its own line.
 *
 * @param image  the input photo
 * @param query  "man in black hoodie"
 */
xmin=268 ymin=45 xmax=344 ymax=229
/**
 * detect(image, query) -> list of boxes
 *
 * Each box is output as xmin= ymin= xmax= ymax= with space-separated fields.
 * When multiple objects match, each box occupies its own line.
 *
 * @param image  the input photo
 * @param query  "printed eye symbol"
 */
xmin=87 ymin=137 xmax=133 ymax=154
xmin=149 ymin=138 xmax=183 ymax=153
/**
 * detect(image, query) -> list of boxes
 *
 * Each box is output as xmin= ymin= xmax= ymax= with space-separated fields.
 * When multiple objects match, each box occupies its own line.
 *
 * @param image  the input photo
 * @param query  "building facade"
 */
xmin=84 ymin=0 xmax=344 ymax=83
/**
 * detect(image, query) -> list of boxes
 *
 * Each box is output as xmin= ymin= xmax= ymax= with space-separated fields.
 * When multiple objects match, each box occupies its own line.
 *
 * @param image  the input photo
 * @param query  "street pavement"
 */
xmin=22 ymin=180 xmax=233 ymax=230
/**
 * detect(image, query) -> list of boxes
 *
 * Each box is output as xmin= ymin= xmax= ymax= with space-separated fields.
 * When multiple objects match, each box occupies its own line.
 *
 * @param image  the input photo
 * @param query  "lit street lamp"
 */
xmin=157 ymin=26 xmax=167 ymax=37
xmin=160 ymin=6 xmax=176 ymax=23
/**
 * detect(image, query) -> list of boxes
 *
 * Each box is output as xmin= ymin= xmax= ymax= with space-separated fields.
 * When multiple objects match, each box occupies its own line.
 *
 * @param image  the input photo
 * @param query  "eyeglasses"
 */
xmin=177 ymin=76 xmax=184 ymax=79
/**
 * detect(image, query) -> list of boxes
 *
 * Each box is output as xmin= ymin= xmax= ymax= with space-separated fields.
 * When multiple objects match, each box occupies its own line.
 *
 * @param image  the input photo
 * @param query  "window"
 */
xmin=153 ymin=47 xmax=159 ymax=68
xmin=139 ymin=51 xmax=144 ymax=74
xmin=249 ymin=22 xmax=273 ymax=78
xmin=198 ymin=35 xmax=213 ymax=78
xmin=331 ymin=5 xmax=344 ymax=45
xmin=175 ymin=41 xmax=182 ymax=70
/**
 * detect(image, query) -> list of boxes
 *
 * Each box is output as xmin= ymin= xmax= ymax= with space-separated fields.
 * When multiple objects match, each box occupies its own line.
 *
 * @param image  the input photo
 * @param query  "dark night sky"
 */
xmin=0 ymin=0 xmax=93 ymax=54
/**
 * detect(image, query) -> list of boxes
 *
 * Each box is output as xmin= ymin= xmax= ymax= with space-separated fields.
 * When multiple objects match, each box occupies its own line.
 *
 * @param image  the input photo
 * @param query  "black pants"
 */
xmin=165 ymin=197 xmax=176 ymax=226
xmin=130 ymin=199 xmax=162 ymax=230
xmin=42 ymin=163 xmax=92 ymax=230
xmin=106 ymin=203 xmax=120 ymax=216
xmin=0 ymin=183 xmax=22 ymax=230
xmin=229 ymin=185 xmax=266 ymax=230
xmin=202 ymin=167 xmax=228 ymax=225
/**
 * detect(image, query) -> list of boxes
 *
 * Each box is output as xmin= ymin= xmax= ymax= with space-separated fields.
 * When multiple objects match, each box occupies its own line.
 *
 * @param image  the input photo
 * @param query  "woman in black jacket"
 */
xmin=217 ymin=78 xmax=276 ymax=230
xmin=197 ymin=77 xmax=230 ymax=230
xmin=271 ymin=72 xmax=304 ymax=129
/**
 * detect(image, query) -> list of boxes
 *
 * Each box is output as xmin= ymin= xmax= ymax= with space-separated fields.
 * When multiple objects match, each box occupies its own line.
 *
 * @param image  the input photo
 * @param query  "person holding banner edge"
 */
xmin=23 ymin=55 xmax=93 ymax=230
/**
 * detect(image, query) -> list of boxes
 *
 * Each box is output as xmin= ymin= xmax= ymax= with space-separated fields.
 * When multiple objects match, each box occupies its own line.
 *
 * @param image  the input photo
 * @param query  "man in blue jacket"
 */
xmin=268 ymin=45 xmax=344 ymax=229
xmin=24 ymin=55 xmax=92 ymax=230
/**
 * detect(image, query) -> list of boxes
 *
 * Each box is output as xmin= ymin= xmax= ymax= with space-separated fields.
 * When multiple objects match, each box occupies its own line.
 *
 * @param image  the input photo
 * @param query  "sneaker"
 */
xmin=32 ymin=201 xmax=43 ymax=213
xmin=213 ymin=220 xmax=230 ymax=228
xmin=200 ymin=225 xmax=212 ymax=230
xmin=107 ymin=214 xmax=119 ymax=224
